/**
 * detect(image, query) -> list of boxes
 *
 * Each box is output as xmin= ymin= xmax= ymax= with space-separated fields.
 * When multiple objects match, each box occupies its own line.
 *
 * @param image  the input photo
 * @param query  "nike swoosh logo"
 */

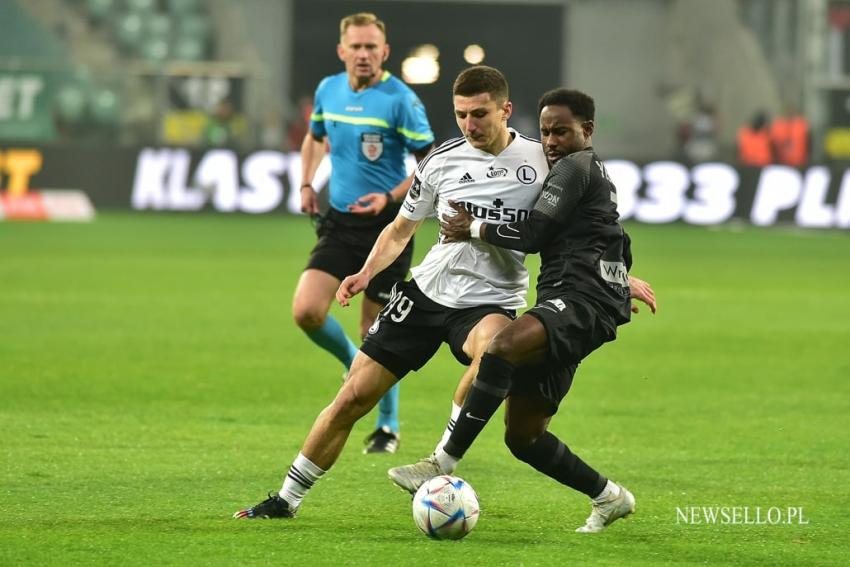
xmin=495 ymin=224 xmax=521 ymax=240
xmin=465 ymin=412 xmax=486 ymax=422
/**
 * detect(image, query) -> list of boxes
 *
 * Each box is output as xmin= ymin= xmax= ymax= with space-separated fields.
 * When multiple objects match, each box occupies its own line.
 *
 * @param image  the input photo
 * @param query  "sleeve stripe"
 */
xmin=320 ymin=112 xmax=390 ymax=128
xmin=397 ymin=127 xmax=434 ymax=142
xmin=417 ymin=137 xmax=465 ymax=172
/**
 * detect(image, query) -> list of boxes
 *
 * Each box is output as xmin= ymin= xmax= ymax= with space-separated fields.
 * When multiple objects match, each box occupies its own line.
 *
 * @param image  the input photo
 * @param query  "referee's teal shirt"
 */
xmin=310 ymin=71 xmax=434 ymax=212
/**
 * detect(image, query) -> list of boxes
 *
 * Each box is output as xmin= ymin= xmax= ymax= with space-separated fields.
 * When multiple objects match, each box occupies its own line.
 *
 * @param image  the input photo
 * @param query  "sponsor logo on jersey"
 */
xmin=459 ymin=172 xmax=474 ymax=184
xmin=599 ymin=260 xmax=629 ymax=287
xmin=486 ymin=167 xmax=508 ymax=178
xmin=547 ymin=298 xmax=567 ymax=311
xmin=517 ymin=165 xmax=537 ymax=184
xmin=345 ymin=105 xmax=364 ymax=112
xmin=361 ymin=133 xmax=383 ymax=162
xmin=456 ymin=200 xmax=531 ymax=222
xmin=541 ymin=190 xmax=559 ymax=207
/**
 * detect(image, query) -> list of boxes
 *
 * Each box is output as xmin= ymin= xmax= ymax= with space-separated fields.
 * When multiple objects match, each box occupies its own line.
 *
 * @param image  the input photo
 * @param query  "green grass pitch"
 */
xmin=1 ymin=213 xmax=848 ymax=565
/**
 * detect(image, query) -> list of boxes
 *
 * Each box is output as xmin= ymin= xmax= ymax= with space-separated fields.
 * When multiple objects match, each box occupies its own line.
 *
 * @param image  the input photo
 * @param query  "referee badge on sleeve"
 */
xmin=361 ymin=133 xmax=384 ymax=161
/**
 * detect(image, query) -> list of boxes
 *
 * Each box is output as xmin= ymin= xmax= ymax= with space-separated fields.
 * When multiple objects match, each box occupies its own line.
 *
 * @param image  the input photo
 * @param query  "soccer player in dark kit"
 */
xmin=388 ymin=88 xmax=657 ymax=533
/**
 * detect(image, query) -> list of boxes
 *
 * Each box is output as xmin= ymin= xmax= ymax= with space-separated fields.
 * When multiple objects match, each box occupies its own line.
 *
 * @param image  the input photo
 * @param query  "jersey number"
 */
xmin=385 ymin=291 xmax=414 ymax=322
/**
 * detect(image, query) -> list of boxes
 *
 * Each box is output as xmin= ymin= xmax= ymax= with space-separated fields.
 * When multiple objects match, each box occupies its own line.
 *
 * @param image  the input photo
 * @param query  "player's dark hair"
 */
xmin=453 ymin=66 xmax=509 ymax=103
xmin=538 ymin=89 xmax=595 ymax=121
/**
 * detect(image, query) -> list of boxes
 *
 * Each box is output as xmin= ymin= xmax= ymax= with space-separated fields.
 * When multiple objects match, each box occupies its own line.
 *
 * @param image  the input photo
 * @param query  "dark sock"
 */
xmin=509 ymin=431 xmax=607 ymax=498
xmin=444 ymin=353 xmax=515 ymax=458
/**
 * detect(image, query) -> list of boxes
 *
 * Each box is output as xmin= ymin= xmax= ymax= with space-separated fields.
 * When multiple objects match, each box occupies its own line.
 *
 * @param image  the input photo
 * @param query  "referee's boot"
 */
xmin=233 ymin=492 xmax=298 ymax=519
xmin=575 ymin=483 xmax=635 ymax=533
xmin=363 ymin=426 xmax=400 ymax=454
xmin=387 ymin=455 xmax=444 ymax=493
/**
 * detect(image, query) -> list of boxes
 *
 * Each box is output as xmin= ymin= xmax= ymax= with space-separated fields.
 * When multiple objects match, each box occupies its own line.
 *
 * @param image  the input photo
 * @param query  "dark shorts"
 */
xmin=514 ymin=294 xmax=619 ymax=416
xmin=306 ymin=207 xmax=413 ymax=305
xmin=360 ymin=279 xmax=515 ymax=379
xmin=527 ymin=294 xmax=618 ymax=367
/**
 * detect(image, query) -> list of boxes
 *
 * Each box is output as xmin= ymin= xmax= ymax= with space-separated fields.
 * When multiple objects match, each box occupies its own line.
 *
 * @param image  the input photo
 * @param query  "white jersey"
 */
xmin=400 ymin=129 xmax=547 ymax=309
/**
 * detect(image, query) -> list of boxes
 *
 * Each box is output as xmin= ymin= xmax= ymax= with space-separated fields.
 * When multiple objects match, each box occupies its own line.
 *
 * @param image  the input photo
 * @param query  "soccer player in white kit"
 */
xmin=234 ymin=65 xmax=547 ymax=519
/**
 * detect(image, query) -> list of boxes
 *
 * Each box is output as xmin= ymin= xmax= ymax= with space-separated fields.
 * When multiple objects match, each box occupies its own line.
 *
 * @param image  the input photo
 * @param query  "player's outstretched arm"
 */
xmin=628 ymin=275 xmax=657 ymax=314
xmin=336 ymin=214 xmax=422 ymax=307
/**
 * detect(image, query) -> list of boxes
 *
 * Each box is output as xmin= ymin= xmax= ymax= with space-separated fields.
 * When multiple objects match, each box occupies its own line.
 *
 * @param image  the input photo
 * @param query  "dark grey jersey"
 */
xmin=480 ymin=147 xmax=632 ymax=325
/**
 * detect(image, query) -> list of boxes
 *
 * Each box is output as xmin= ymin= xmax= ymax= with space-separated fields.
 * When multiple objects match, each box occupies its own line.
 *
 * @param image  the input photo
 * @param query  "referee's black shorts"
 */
xmin=360 ymin=280 xmax=515 ymax=379
xmin=306 ymin=207 xmax=413 ymax=305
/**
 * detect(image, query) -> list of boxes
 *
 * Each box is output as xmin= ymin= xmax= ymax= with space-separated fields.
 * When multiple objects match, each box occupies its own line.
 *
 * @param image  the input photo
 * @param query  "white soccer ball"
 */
xmin=412 ymin=475 xmax=480 ymax=540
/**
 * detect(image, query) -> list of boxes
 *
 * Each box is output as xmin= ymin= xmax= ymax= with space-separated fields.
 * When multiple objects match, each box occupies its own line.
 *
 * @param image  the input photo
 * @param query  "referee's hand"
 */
xmin=301 ymin=185 xmax=319 ymax=215
xmin=348 ymin=192 xmax=390 ymax=216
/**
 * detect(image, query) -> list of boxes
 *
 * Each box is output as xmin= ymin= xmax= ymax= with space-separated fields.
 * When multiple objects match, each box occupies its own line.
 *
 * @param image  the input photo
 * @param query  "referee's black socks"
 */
xmin=444 ymin=352 xmax=514 ymax=459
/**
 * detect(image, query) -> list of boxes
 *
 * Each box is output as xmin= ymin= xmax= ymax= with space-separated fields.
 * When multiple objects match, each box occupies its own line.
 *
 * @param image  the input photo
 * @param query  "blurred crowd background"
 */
xmin=3 ymin=0 xmax=849 ymax=165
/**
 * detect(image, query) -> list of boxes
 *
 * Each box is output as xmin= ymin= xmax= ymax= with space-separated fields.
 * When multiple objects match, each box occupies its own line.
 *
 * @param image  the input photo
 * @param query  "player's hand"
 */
xmin=440 ymin=200 xmax=473 ymax=242
xmin=348 ymin=192 xmax=390 ymax=216
xmin=628 ymin=275 xmax=657 ymax=314
xmin=337 ymin=272 xmax=371 ymax=307
xmin=301 ymin=186 xmax=319 ymax=215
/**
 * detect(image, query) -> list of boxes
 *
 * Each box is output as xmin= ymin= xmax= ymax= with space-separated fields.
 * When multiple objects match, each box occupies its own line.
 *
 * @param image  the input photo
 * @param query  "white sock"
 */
xmin=593 ymin=479 xmax=621 ymax=503
xmin=433 ymin=402 xmax=463 ymax=454
xmin=279 ymin=452 xmax=326 ymax=508
xmin=433 ymin=448 xmax=459 ymax=474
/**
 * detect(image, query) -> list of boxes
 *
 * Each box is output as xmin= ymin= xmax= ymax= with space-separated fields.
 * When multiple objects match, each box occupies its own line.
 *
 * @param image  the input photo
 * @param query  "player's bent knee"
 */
xmin=329 ymin=381 xmax=378 ymax=424
xmin=326 ymin=394 xmax=371 ymax=426
xmin=486 ymin=332 xmax=517 ymax=361
xmin=504 ymin=430 xmax=538 ymax=460
xmin=292 ymin=307 xmax=326 ymax=332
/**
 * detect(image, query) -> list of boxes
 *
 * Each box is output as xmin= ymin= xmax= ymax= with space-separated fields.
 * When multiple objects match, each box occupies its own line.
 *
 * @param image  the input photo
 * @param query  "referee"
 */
xmin=293 ymin=12 xmax=434 ymax=453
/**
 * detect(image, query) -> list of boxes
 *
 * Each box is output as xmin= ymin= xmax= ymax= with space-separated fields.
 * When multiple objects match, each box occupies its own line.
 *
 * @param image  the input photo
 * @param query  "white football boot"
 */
xmin=575 ymin=483 xmax=635 ymax=533
xmin=388 ymin=455 xmax=445 ymax=493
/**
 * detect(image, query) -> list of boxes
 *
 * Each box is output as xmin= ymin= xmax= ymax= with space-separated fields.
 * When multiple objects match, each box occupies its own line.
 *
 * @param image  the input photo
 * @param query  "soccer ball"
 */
xmin=412 ymin=475 xmax=480 ymax=540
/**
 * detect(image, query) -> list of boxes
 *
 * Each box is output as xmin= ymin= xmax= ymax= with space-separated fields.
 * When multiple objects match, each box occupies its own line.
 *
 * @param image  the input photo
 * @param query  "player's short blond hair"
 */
xmin=339 ymin=13 xmax=387 ymax=41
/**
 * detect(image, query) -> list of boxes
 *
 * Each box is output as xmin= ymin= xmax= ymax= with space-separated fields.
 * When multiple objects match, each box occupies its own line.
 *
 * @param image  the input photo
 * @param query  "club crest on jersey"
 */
xmin=516 ymin=165 xmax=537 ymax=185
xmin=361 ymin=133 xmax=383 ymax=162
